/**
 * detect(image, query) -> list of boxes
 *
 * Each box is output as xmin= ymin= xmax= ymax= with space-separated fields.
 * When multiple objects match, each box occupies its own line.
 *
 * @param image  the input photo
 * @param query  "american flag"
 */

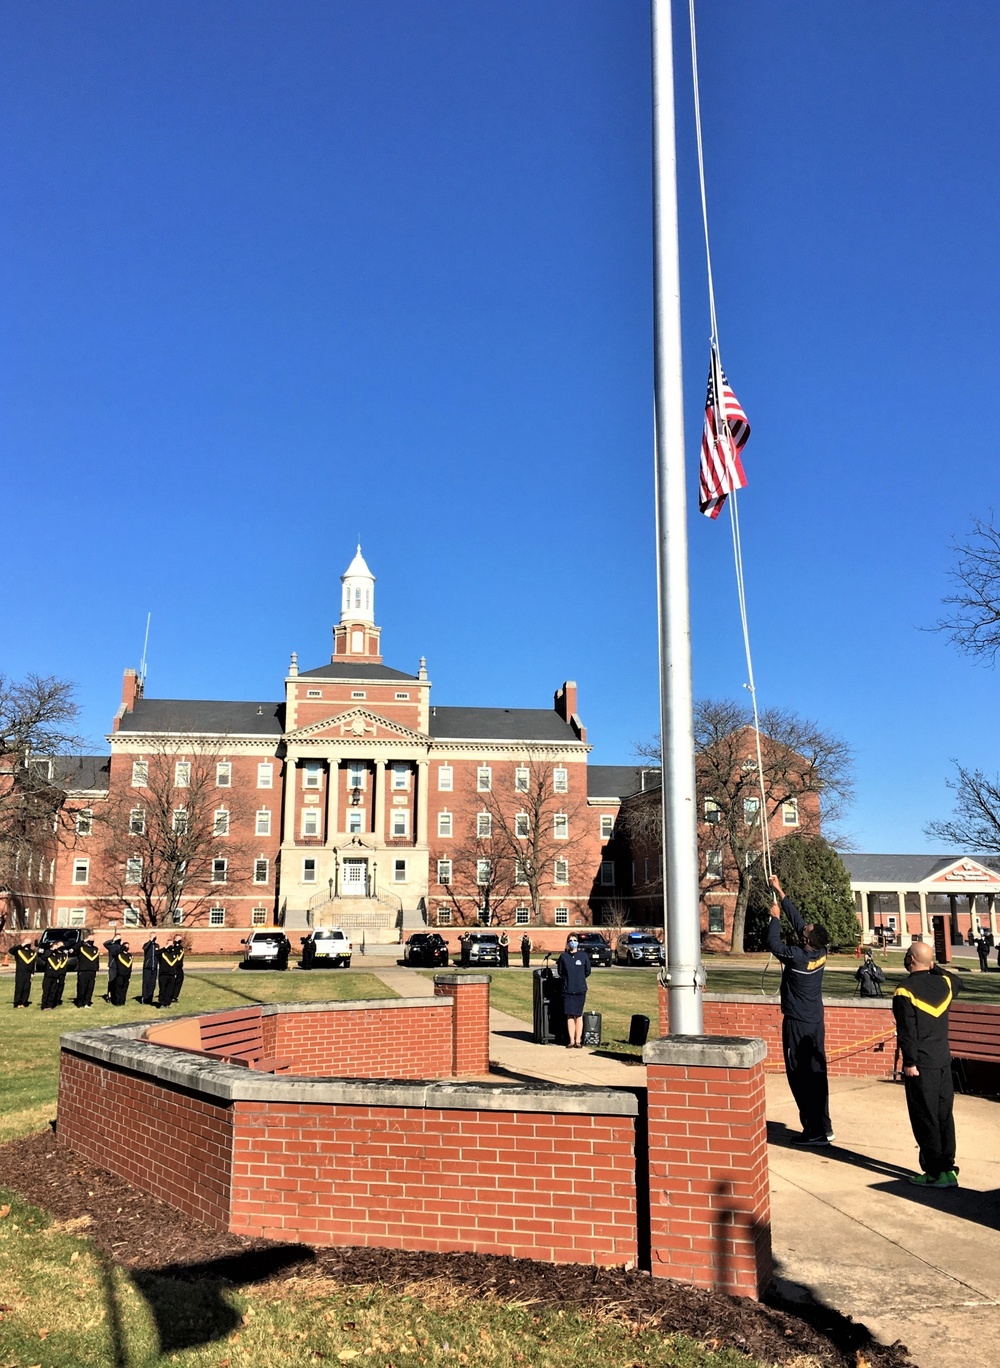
xmin=699 ymin=350 xmax=750 ymax=519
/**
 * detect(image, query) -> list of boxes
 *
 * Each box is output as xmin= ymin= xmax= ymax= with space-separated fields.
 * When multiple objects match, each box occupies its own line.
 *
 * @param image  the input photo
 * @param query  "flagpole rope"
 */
xmin=689 ymin=0 xmax=773 ymax=883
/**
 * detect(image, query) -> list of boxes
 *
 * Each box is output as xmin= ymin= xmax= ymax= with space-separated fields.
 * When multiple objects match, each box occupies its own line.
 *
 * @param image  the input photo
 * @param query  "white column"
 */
xmin=989 ymin=893 xmax=998 ymax=941
xmin=896 ymin=890 xmax=908 ymax=945
xmin=919 ymin=891 xmax=929 ymax=940
xmin=416 ymin=760 xmax=429 ymax=845
xmin=374 ymin=760 xmax=386 ymax=843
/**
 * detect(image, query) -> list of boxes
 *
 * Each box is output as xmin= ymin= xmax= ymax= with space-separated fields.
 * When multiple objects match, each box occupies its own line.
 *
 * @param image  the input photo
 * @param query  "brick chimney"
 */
xmin=113 ymin=668 xmax=143 ymax=733
xmin=553 ymin=681 xmax=586 ymax=742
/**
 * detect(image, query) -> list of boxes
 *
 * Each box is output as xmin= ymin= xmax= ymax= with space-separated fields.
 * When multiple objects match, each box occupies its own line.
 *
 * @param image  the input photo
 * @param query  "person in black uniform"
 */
xmin=893 ymin=939 xmax=962 ymax=1187
xmin=170 ymin=936 xmax=185 ymax=1001
xmin=110 ymin=942 xmax=133 ymax=1005
xmin=157 ymin=940 xmax=181 ymax=1006
xmin=768 ymin=873 xmax=833 ymax=1146
xmin=499 ymin=931 xmax=509 ymax=968
xmin=855 ymin=953 xmax=885 ymax=998
xmin=103 ymin=935 xmax=123 ymax=1001
xmin=520 ymin=933 xmax=532 ymax=968
xmin=40 ymin=944 xmax=69 ymax=1010
xmin=974 ymin=932 xmax=990 ymax=972
xmin=12 ymin=939 xmax=37 ymax=1007
xmin=556 ymin=934 xmax=591 ymax=1049
xmin=75 ymin=936 xmax=100 ymax=1007
xmin=141 ymin=935 xmax=160 ymax=1004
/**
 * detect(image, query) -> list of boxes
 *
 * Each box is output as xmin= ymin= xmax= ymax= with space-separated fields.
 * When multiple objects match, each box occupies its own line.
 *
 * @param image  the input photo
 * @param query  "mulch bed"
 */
xmin=1 ymin=1130 xmax=914 ymax=1368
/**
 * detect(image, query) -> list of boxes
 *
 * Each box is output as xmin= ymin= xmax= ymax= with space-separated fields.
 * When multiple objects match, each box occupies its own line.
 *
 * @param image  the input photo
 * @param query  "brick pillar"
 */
xmin=643 ymin=1035 xmax=771 ymax=1299
xmin=433 ymin=974 xmax=491 ymax=1076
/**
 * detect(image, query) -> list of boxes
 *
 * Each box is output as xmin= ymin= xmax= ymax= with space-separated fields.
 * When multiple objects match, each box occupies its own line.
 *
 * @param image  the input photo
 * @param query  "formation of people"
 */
xmin=9 ymin=932 xmax=185 ymax=1010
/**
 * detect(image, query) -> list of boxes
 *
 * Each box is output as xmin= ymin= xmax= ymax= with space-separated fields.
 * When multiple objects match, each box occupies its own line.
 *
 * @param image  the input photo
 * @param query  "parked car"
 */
xmin=402 ymin=932 xmax=450 ymax=967
xmin=575 ymin=931 xmax=613 ymax=967
xmin=300 ymin=927 xmax=352 ymax=968
xmin=38 ymin=927 xmax=87 ymax=971
xmin=241 ymin=929 xmax=291 ymax=969
xmin=459 ymin=932 xmax=501 ymax=967
xmin=614 ymin=931 xmax=665 ymax=967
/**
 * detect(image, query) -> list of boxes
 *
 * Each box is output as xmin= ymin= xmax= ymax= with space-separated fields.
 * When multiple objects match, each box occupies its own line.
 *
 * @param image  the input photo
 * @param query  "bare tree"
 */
xmin=935 ymin=514 xmax=1000 ymax=663
xmin=0 ymin=674 xmax=82 ymax=930
xmin=96 ymin=748 xmax=255 ymax=927
xmin=926 ymin=763 xmax=1000 ymax=853
xmin=439 ymin=829 xmax=519 ymax=926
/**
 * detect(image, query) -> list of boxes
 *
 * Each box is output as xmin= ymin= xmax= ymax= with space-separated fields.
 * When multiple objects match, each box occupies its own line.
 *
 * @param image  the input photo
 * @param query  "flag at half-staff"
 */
xmin=699 ymin=347 xmax=750 ymax=519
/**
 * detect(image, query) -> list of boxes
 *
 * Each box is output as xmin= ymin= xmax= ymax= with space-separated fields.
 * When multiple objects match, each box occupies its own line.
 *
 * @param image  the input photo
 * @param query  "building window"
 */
xmin=782 ymin=798 xmax=800 ymax=827
xmin=553 ymin=813 xmax=568 ymax=840
xmin=303 ymin=762 xmax=322 ymax=790
xmin=212 ymin=858 xmax=228 ymax=883
xmin=75 ymin=809 xmax=93 ymax=836
xmin=477 ymin=766 xmax=492 ymax=792
xmin=68 ymin=908 xmax=86 ymax=927
xmin=554 ymin=907 xmax=569 ymax=926
xmin=706 ymin=849 xmax=723 ymax=877
xmin=302 ymin=858 xmax=317 ymax=883
xmin=123 ymin=906 xmax=140 ymax=926
xmin=438 ymin=811 xmax=453 ymax=838
xmin=704 ymin=798 xmax=722 ymax=825
xmin=351 ymin=690 xmax=367 ymax=700
xmin=394 ymin=691 xmax=409 ymax=700
xmin=553 ymin=859 xmax=569 ymax=886
xmin=514 ymin=766 xmax=529 ymax=793
xmin=347 ymin=809 xmax=364 ymax=834
xmin=600 ymin=815 xmax=614 ymax=840
xmin=306 ymin=689 xmax=322 ymax=698
xmin=173 ymin=809 xmax=188 ymax=834
xmin=553 ymin=767 xmax=568 ymax=794
xmin=302 ymin=808 xmax=321 ymax=838
xmin=476 ymin=859 xmax=491 ymax=886
xmin=708 ymin=904 xmax=725 ymax=934
xmin=72 ymin=858 xmax=90 ymax=884
xmin=209 ymin=907 xmax=226 ymax=927
xmin=477 ymin=812 xmax=492 ymax=839
xmin=599 ymin=859 xmax=615 ymax=887
xmin=175 ymin=761 xmax=190 ymax=788
xmin=392 ymin=859 xmax=407 ymax=883
xmin=515 ymin=859 xmax=529 ymax=884
xmin=252 ymin=907 xmax=268 ymax=926
xmin=743 ymin=797 xmax=760 ymax=826
xmin=125 ymin=857 xmax=142 ymax=884
xmin=436 ymin=906 xmax=452 ymax=927
xmin=216 ymin=762 xmax=232 ymax=788
xmin=390 ymin=809 xmax=409 ymax=838
xmin=391 ymin=762 xmax=409 ymax=790
xmin=129 ymin=807 xmax=146 ymax=835
xmin=348 ymin=762 xmax=366 ymax=789
xmin=214 ymin=809 xmax=230 ymax=837
xmin=515 ymin=907 xmax=530 ymax=925
xmin=438 ymin=765 xmax=453 ymax=792
xmin=131 ymin=760 xmax=148 ymax=788
xmin=515 ymin=813 xmax=529 ymax=839
xmin=437 ymin=859 xmax=452 ymax=885
xmin=257 ymin=762 xmax=273 ymax=789
xmin=254 ymin=858 xmax=269 ymax=884
xmin=255 ymin=809 xmax=271 ymax=836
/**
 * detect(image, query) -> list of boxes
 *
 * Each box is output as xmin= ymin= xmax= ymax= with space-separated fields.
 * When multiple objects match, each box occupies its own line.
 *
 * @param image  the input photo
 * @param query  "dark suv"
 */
xmin=615 ymin=931 xmax=665 ymax=966
xmin=575 ymin=932 xmax=612 ymax=967
xmin=402 ymin=933 xmax=450 ymax=967
xmin=459 ymin=932 xmax=501 ymax=967
xmin=39 ymin=927 xmax=87 ymax=971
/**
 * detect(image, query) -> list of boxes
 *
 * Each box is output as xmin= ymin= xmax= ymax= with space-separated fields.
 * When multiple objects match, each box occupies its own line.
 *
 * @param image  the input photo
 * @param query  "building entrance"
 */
xmin=342 ymin=858 xmax=368 ymax=896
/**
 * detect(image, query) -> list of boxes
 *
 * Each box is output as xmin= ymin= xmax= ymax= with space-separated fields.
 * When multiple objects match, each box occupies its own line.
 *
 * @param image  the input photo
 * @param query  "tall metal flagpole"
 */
xmin=650 ymin=0 xmax=704 ymax=1035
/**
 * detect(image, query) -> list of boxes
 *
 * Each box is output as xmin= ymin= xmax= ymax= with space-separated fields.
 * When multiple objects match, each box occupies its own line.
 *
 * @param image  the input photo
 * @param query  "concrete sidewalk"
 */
xmin=371 ymin=965 xmax=1000 ymax=1368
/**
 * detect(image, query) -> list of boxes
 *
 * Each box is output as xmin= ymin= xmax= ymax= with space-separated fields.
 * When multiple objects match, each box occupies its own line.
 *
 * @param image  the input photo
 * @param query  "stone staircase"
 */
xmin=284 ymin=895 xmax=426 ymax=944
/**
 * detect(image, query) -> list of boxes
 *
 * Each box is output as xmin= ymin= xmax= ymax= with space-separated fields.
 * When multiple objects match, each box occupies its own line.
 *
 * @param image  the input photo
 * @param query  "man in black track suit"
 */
xmin=170 ymin=936 xmax=185 ymax=1001
xmin=12 ymin=939 xmax=37 ymax=1007
xmin=893 ymin=939 xmax=962 ymax=1187
xmin=768 ymin=873 xmax=833 ymax=1146
xmin=140 ymin=935 xmax=160 ymax=1004
xmin=103 ymin=935 xmax=123 ymax=1001
xmin=75 ymin=936 xmax=100 ymax=1008
xmin=39 ymin=944 xmax=69 ymax=1011
xmin=110 ymin=942 xmax=133 ymax=1005
xmin=157 ymin=940 xmax=182 ymax=1006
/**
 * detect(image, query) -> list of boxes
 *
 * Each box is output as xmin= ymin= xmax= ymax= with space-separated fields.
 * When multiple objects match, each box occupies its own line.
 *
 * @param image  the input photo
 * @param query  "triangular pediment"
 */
xmin=930 ymin=857 xmax=1000 ymax=887
xmin=286 ymin=707 xmax=429 ymax=745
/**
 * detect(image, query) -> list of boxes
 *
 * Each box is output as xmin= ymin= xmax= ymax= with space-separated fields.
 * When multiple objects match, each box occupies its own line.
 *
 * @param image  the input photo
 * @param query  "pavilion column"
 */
xmin=416 ymin=760 xmax=429 ymax=844
xmin=374 ymin=759 xmax=386 ymax=842
xmin=969 ymin=892 xmax=979 ymax=938
xmin=857 ymin=889 xmax=868 ymax=939
xmin=327 ymin=759 xmax=340 ymax=843
xmin=918 ymin=891 xmax=929 ymax=940
xmin=990 ymin=894 xmax=998 ymax=941
xmin=896 ymin=890 xmax=908 ymax=944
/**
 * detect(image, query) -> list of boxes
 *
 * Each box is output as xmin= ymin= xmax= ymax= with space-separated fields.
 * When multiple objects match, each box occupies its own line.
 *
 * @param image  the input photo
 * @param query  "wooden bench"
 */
xmin=949 ymin=1001 xmax=1000 ymax=1070
xmin=145 ymin=1007 xmax=298 ymax=1074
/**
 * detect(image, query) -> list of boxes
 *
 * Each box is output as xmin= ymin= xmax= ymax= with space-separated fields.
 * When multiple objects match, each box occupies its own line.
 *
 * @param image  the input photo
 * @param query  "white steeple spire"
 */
xmin=340 ymin=545 xmax=375 ymax=625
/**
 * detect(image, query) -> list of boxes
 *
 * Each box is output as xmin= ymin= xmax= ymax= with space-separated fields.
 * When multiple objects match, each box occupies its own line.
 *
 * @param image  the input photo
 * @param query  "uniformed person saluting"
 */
xmin=157 ymin=938 xmax=182 ymax=1006
xmin=13 ymin=939 xmax=37 ymax=1008
xmin=110 ymin=942 xmax=133 ymax=1005
xmin=141 ymin=935 xmax=160 ymax=1004
xmin=171 ymin=936 xmax=186 ymax=1002
xmin=75 ymin=936 xmax=100 ymax=1008
xmin=40 ymin=943 xmax=70 ymax=1011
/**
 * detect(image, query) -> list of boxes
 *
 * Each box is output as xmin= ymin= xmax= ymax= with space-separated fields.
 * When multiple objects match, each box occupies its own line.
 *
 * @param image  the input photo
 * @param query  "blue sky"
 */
xmin=3 ymin=1 xmax=997 ymax=854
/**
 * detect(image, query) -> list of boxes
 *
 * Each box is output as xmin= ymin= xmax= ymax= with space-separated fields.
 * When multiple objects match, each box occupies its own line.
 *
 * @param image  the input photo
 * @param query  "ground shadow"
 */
xmin=129 ymin=1244 xmax=315 ymax=1354
xmin=767 ymin=1258 xmax=911 ymax=1364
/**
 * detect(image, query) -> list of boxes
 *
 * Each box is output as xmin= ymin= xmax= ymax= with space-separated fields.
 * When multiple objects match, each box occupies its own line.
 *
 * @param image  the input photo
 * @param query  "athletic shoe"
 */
xmin=942 ymin=1169 xmax=959 ymax=1187
xmin=908 ymin=1172 xmax=952 ymax=1187
xmin=793 ymin=1134 xmax=830 ymax=1147
xmin=826 ymin=1132 xmax=836 ymax=1142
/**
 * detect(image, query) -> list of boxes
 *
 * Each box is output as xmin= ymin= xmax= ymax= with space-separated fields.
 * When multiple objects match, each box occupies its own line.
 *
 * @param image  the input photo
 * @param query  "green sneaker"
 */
xmin=909 ymin=1172 xmax=953 ymax=1187
xmin=942 ymin=1169 xmax=959 ymax=1187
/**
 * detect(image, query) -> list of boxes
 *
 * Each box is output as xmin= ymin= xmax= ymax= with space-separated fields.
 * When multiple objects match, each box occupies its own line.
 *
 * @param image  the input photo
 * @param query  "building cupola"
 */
xmin=333 ymin=545 xmax=383 ymax=661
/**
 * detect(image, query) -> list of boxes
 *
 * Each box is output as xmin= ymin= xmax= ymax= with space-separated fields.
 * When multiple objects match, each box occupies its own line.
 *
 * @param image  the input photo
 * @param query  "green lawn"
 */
xmin=0 ymin=968 xmax=389 ymax=1144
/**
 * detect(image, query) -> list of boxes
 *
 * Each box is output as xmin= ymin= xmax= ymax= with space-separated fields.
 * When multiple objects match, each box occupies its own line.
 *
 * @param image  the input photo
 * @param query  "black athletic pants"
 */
xmin=76 ymin=972 xmax=96 ymax=1007
xmin=782 ymin=1015 xmax=831 ymax=1140
xmin=40 ymin=971 xmax=63 ymax=1010
xmin=158 ymin=971 xmax=176 ymax=1006
xmin=14 ymin=969 xmax=33 ymax=1007
xmin=903 ymin=1066 xmax=956 ymax=1177
xmin=141 ymin=966 xmax=158 ymax=1003
xmin=111 ymin=972 xmax=131 ymax=1006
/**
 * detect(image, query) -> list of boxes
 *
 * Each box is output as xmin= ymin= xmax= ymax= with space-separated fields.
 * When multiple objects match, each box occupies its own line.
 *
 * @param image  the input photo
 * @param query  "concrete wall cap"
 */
xmin=259 ymin=997 xmax=448 ymax=1017
xmin=643 ymin=1035 xmax=767 ymax=1069
xmin=433 ymin=973 xmax=492 ymax=987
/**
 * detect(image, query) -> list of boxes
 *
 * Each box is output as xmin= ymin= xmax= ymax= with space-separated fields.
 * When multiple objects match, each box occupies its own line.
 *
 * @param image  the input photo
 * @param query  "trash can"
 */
xmin=628 ymin=1013 xmax=650 ymax=1047
xmin=582 ymin=1011 xmax=602 ymax=1047
xmin=532 ymin=967 xmax=564 ymax=1044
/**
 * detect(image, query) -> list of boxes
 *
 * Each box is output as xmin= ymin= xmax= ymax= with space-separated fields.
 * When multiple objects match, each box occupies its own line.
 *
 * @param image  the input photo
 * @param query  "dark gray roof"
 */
xmin=299 ymin=661 xmax=418 ymax=682
xmin=55 ymin=755 xmax=111 ymax=792
xmin=117 ymin=699 xmax=284 ymax=737
xmin=587 ymin=765 xmax=646 ymax=800
xmin=842 ymin=853 xmax=1000 ymax=883
xmin=429 ymin=707 xmax=580 ymax=744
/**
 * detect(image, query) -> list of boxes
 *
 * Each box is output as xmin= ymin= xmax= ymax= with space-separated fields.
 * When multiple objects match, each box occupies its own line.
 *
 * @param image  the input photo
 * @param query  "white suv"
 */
xmin=301 ymin=927 xmax=352 ymax=968
xmin=241 ymin=930 xmax=291 ymax=969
